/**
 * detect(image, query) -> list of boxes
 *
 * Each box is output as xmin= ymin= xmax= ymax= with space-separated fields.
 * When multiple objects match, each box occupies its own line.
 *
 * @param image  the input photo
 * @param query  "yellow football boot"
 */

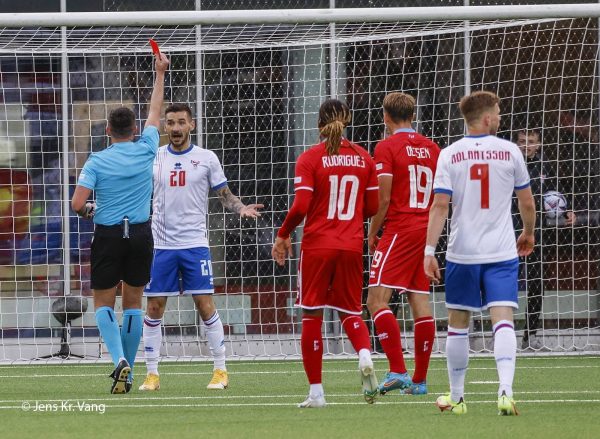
xmin=138 ymin=373 xmax=160 ymax=391
xmin=207 ymin=369 xmax=229 ymax=390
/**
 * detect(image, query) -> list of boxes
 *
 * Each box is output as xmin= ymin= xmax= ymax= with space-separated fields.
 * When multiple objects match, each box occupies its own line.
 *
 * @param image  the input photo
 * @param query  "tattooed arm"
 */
xmin=216 ymin=186 xmax=263 ymax=218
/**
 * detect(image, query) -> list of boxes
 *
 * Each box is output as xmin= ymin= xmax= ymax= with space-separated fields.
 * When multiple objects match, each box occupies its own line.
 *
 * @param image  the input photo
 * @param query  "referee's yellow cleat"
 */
xmin=207 ymin=369 xmax=229 ymax=390
xmin=498 ymin=391 xmax=519 ymax=416
xmin=138 ymin=373 xmax=160 ymax=391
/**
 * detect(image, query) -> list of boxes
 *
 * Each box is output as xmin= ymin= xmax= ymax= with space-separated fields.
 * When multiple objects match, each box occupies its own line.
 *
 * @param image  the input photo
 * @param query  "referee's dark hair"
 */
xmin=108 ymin=107 xmax=136 ymax=138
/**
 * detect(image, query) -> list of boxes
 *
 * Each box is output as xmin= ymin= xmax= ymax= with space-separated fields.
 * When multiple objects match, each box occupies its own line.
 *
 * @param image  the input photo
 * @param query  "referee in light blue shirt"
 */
xmin=71 ymin=52 xmax=169 ymax=394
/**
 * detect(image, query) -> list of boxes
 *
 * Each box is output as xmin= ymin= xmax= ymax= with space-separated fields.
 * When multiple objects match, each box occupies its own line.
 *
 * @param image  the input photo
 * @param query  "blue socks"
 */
xmin=121 ymin=309 xmax=143 ymax=380
xmin=95 ymin=306 xmax=143 ymax=379
xmin=95 ymin=306 xmax=124 ymax=367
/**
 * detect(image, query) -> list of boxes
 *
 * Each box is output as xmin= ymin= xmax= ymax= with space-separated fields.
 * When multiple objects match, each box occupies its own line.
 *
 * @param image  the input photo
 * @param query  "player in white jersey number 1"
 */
xmin=424 ymin=91 xmax=536 ymax=416
xmin=139 ymin=103 xmax=263 ymax=391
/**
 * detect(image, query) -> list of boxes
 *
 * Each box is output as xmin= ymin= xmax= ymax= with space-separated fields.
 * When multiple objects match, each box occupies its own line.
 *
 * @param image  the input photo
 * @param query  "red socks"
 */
xmin=340 ymin=313 xmax=371 ymax=353
xmin=301 ymin=316 xmax=323 ymax=384
xmin=412 ymin=316 xmax=435 ymax=383
xmin=301 ymin=309 xmax=433 ymax=385
xmin=373 ymin=308 xmax=406 ymax=374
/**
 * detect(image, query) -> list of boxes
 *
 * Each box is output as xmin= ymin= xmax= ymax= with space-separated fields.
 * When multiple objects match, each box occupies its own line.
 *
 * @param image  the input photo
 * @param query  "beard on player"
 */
xmin=168 ymin=130 xmax=190 ymax=148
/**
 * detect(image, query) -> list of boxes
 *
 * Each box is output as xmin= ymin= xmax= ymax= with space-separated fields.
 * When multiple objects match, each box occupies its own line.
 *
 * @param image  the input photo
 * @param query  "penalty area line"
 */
xmin=0 ymin=363 xmax=597 ymax=379
xmin=1 ymin=389 xmax=599 ymax=404
xmin=1 ymin=355 xmax=597 ymax=369
xmin=2 ymin=399 xmax=600 ymax=410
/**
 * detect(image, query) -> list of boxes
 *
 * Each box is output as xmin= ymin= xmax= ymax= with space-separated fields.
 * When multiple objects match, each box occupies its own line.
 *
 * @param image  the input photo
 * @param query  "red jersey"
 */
xmin=293 ymin=139 xmax=378 ymax=253
xmin=374 ymin=129 xmax=440 ymax=233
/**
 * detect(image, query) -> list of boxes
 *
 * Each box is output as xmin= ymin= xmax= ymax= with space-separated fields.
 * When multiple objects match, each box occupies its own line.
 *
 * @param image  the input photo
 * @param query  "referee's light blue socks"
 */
xmin=95 ymin=306 xmax=125 ymax=367
xmin=121 ymin=308 xmax=144 ymax=380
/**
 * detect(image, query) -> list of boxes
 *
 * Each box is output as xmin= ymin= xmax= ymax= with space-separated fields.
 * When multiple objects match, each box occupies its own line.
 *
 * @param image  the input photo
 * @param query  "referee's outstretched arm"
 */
xmin=145 ymin=52 xmax=169 ymax=129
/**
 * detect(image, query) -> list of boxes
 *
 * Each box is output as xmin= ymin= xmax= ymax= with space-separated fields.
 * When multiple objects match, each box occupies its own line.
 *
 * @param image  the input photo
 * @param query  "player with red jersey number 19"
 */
xmin=424 ymin=91 xmax=536 ymax=416
xmin=272 ymin=99 xmax=379 ymax=408
xmin=366 ymin=92 xmax=440 ymax=397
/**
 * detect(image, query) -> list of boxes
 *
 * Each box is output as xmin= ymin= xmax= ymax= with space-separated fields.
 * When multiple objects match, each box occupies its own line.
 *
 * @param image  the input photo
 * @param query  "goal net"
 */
xmin=0 ymin=6 xmax=599 ymax=362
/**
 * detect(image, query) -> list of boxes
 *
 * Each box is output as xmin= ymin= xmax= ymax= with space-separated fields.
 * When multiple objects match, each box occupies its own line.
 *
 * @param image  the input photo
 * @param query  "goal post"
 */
xmin=0 ymin=5 xmax=599 ymax=363
xmin=2 ymin=4 xmax=600 ymax=26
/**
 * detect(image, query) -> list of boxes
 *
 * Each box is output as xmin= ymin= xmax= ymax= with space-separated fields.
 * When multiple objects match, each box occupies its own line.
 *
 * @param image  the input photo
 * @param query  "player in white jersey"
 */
xmin=139 ymin=103 xmax=263 ymax=391
xmin=424 ymin=91 xmax=536 ymax=416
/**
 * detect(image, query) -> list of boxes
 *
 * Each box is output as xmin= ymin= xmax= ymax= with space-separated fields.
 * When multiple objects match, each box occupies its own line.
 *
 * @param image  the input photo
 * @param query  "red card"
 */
xmin=149 ymin=39 xmax=161 ymax=55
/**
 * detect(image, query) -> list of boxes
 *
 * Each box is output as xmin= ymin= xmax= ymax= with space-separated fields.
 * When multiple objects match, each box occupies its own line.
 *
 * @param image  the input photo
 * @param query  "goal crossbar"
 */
xmin=1 ymin=4 xmax=600 ymax=27
xmin=0 ymin=4 xmax=598 ymax=361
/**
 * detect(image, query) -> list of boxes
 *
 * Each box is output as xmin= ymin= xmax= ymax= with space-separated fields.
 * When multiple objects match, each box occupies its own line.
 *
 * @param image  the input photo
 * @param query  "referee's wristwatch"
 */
xmin=78 ymin=202 xmax=96 ymax=219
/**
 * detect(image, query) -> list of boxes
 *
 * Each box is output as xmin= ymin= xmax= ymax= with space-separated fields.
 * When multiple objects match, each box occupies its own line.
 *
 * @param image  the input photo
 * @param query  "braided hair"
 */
xmin=318 ymin=99 xmax=352 ymax=155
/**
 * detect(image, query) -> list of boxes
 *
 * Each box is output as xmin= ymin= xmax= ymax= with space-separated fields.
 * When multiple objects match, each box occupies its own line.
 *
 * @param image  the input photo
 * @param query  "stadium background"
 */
xmin=0 ymin=0 xmax=598 ymax=360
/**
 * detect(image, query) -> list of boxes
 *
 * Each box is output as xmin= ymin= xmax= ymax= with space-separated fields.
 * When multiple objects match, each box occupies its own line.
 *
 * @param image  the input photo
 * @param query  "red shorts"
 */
xmin=297 ymin=248 xmax=363 ymax=315
xmin=368 ymin=230 xmax=430 ymax=294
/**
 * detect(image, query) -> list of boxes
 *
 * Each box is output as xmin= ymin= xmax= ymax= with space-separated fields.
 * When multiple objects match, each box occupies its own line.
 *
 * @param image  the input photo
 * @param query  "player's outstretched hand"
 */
xmin=240 ymin=204 xmax=264 ymax=219
xmin=517 ymin=232 xmax=535 ymax=256
xmin=155 ymin=52 xmax=169 ymax=73
xmin=368 ymin=234 xmax=379 ymax=254
xmin=565 ymin=211 xmax=576 ymax=226
xmin=424 ymin=255 xmax=441 ymax=284
xmin=272 ymin=236 xmax=292 ymax=266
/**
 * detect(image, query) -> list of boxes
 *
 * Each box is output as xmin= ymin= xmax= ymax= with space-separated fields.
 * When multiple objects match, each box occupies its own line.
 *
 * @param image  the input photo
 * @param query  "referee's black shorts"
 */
xmin=90 ymin=221 xmax=154 ymax=290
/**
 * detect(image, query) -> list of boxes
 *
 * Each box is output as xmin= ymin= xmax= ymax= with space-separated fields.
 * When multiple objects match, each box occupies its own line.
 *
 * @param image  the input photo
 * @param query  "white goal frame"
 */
xmin=0 ymin=4 xmax=599 ymax=362
xmin=1 ymin=4 xmax=600 ymax=27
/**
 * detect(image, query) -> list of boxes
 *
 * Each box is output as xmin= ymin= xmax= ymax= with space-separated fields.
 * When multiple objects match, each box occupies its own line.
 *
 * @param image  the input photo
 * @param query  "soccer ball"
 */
xmin=543 ymin=191 xmax=567 ymax=219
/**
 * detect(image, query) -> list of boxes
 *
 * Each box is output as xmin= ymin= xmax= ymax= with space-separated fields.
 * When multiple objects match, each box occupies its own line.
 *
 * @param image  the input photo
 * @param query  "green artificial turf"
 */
xmin=1 ymin=356 xmax=599 ymax=439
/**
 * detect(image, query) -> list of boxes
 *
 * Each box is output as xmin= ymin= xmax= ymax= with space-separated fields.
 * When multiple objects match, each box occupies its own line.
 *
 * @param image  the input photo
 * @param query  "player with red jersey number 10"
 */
xmin=424 ymin=91 xmax=536 ymax=416
xmin=272 ymin=99 xmax=379 ymax=408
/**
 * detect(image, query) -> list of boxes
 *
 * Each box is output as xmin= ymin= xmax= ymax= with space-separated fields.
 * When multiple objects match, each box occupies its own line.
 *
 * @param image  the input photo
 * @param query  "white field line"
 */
xmin=2 ymin=399 xmax=600 ymax=410
xmin=0 ymin=363 xmax=598 ymax=379
xmin=1 ymin=389 xmax=599 ymax=404
xmin=0 ymin=355 xmax=598 ymax=369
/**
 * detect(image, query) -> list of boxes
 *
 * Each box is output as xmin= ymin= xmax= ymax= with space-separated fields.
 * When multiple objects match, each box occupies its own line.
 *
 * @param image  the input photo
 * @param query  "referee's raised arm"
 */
xmin=71 ymin=52 xmax=169 ymax=218
xmin=145 ymin=53 xmax=169 ymax=129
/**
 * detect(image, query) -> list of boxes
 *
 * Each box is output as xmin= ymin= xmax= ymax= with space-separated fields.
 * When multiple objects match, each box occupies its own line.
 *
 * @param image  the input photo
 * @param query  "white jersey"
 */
xmin=152 ymin=144 xmax=227 ymax=249
xmin=433 ymin=135 xmax=530 ymax=264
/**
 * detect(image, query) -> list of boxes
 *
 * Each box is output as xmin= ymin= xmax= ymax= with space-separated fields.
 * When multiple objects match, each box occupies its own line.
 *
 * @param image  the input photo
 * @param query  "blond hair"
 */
xmin=459 ymin=91 xmax=500 ymax=125
xmin=383 ymin=92 xmax=415 ymax=123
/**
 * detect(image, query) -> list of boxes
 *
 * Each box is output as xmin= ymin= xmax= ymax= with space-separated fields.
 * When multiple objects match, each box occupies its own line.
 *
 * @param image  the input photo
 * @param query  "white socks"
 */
xmin=204 ymin=312 xmax=226 ymax=371
xmin=143 ymin=312 xmax=226 ymax=373
xmin=445 ymin=320 xmax=517 ymax=401
xmin=310 ymin=383 xmax=324 ymax=398
xmin=446 ymin=326 xmax=469 ymax=402
xmin=358 ymin=348 xmax=372 ymax=365
xmin=493 ymin=320 xmax=516 ymax=397
xmin=143 ymin=316 xmax=162 ymax=375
